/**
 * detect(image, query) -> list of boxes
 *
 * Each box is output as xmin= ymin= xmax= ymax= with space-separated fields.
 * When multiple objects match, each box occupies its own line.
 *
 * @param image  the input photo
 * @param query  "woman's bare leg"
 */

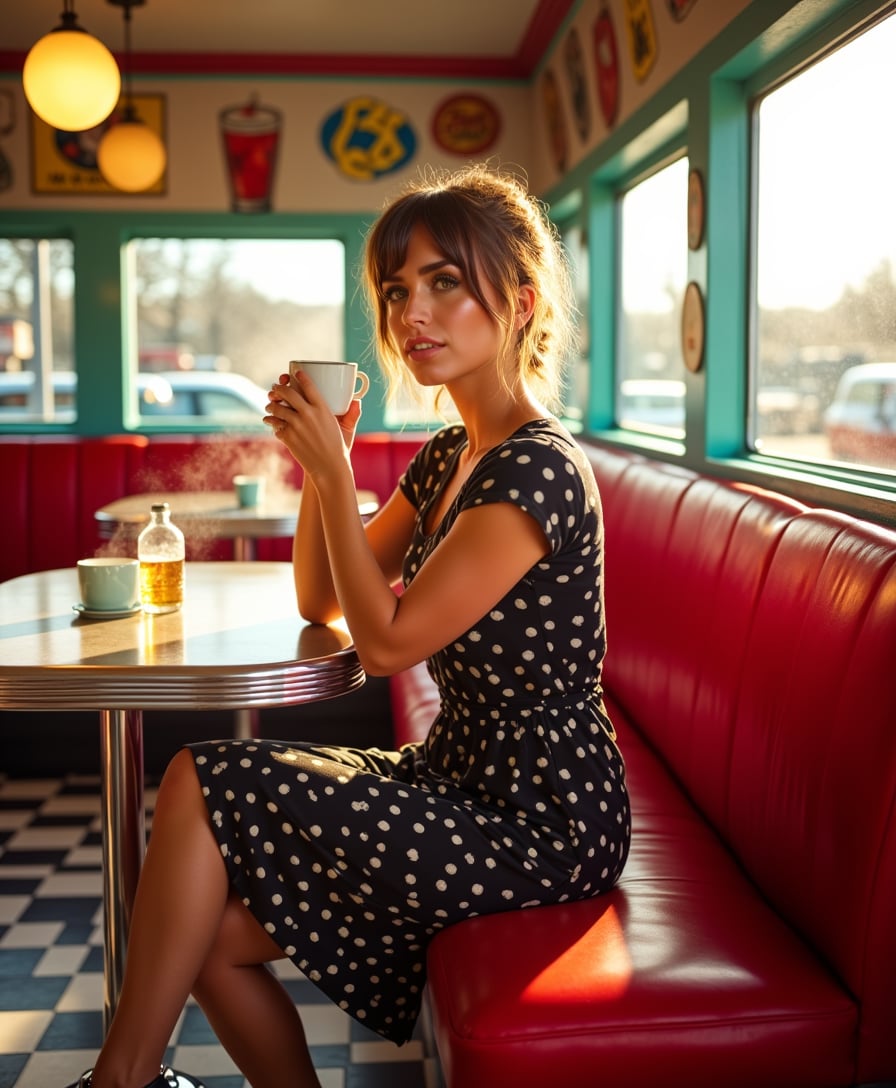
xmin=86 ymin=749 xmax=319 ymax=1088
xmin=192 ymin=894 xmax=322 ymax=1088
xmin=89 ymin=750 xmax=229 ymax=1087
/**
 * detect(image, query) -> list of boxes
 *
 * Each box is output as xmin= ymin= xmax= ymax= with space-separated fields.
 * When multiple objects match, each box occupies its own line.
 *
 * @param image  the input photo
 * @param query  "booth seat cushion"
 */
xmin=426 ymin=702 xmax=857 ymax=1088
xmin=389 ymin=661 xmax=440 ymax=748
xmin=586 ymin=446 xmax=896 ymax=1084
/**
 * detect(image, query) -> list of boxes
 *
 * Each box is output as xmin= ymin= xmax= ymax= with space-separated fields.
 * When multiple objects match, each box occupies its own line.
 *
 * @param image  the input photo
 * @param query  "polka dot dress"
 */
xmin=189 ymin=419 xmax=630 ymax=1044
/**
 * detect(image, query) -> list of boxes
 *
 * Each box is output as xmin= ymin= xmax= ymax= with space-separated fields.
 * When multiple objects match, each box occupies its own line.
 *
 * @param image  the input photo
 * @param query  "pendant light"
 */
xmin=23 ymin=1 xmax=121 ymax=131
xmin=96 ymin=0 xmax=167 ymax=192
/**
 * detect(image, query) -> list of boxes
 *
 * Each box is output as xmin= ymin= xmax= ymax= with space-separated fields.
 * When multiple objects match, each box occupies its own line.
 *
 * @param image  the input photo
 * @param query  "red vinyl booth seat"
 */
xmin=390 ymin=444 xmax=896 ymax=1088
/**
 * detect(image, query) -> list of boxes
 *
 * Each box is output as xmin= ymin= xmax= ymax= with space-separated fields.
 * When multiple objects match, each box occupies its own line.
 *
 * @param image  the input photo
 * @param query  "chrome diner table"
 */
xmin=0 ymin=562 xmax=364 ymax=1030
xmin=95 ymin=488 xmax=380 ymax=560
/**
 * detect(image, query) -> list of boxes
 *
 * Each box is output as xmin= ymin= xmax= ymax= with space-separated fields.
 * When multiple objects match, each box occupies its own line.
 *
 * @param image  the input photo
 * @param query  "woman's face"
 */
xmin=379 ymin=223 xmax=506 ymax=390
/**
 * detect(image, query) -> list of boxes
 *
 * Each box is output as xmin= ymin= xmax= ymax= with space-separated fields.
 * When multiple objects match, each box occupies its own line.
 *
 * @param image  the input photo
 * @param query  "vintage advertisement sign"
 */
xmin=320 ymin=96 xmax=416 ymax=181
xmin=30 ymin=95 xmax=166 ymax=195
xmin=431 ymin=94 xmax=501 ymax=156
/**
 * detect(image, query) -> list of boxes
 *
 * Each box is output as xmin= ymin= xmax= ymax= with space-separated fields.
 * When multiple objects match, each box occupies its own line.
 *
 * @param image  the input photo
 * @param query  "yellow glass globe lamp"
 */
xmin=23 ymin=6 xmax=121 ymax=132
xmin=97 ymin=105 xmax=167 ymax=192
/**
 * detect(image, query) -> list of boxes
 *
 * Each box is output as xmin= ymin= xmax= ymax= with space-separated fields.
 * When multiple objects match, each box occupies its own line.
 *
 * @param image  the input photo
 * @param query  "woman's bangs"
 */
xmin=374 ymin=191 xmax=478 ymax=281
xmin=417 ymin=193 xmax=478 ymax=279
xmin=370 ymin=203 xmax=415 ymax=286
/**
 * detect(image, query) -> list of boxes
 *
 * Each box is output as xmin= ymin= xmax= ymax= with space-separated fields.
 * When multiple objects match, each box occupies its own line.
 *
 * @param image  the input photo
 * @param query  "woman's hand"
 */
xmin=264 ymin=371 xmax=361 ymax=481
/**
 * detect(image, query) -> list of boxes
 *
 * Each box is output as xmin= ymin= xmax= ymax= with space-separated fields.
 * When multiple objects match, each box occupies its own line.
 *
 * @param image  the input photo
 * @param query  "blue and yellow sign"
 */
xmin=320 ymin=96 xmax=416 ymax=181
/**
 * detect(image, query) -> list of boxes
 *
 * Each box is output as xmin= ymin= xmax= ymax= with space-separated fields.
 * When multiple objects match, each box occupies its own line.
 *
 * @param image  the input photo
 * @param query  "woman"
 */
xmin=67 ymin=164 xmax=630 ymax=1088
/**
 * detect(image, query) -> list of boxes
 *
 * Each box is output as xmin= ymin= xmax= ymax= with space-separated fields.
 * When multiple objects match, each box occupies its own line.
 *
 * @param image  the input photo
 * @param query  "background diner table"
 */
xmin=0 ymin=562 xmax=364 ymax=1031
xmin=95 ymin=487 xmax=380 ymax=560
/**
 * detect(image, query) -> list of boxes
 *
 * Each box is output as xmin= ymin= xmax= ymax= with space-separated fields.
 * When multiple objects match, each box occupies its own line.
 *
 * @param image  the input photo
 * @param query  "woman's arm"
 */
xmin=291 ymin=477 xmax=336 ymax=622
xmin=293 ymin=476 xmax=416 ymax=624
xmin=268 ymin=374 xmax=416 ymax=625
xmin=314 ymin=466 xmax=549 ymax=675
xmin=268 ymin=372 xmax=549 ymax=675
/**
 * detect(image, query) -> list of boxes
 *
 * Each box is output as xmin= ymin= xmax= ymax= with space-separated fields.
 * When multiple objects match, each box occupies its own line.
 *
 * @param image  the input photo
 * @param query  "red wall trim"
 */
xmin=516 ymin=0 xmax=577 ymax=74
xmin=1 ymin=0 xmax=575 ymax=80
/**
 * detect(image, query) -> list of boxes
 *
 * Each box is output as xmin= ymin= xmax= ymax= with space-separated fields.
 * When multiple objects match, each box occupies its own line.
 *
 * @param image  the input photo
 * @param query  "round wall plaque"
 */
xmin=687 ymin=168 xmax=705 ymax=250
xmin=681 ymin=280 xmax=705 ymax=373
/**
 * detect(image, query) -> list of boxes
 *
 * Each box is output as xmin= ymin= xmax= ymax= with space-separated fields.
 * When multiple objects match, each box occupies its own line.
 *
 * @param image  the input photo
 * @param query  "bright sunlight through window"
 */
xmin=752 ymin=11 xmax=896 ymax=473
xmin=0 ymin=239 xmax=74 ymax=423
xmin=617 ymin=158 xmax=688 ymax=439
xmin=129 ymin=238 xmax=345 ymax=426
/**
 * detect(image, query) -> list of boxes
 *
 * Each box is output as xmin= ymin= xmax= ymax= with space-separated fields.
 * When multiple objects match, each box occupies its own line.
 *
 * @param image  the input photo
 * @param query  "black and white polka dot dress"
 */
xmin=189 ymin=418 xmax=630 ymax=1044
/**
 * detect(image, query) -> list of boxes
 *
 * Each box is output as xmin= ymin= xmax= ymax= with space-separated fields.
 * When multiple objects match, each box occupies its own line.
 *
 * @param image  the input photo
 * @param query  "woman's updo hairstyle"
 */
xmin=363 ymin=163 xmax=577 ymax=411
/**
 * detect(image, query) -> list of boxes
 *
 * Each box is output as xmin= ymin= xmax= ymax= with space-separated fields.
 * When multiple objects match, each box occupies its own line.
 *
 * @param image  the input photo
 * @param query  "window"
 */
xmin=560 ymin=222 xmax=589 ymax=432
xmin=383 ymin=382 xmax=453 ymax=429
xmin=617 ymin=158 xmax=688 ymax=437
xmin=752 ymin=11 xmax=896 ymax=474
xmin=0 ymin=238 xmax=74 ymax=423
xmin=129 ymin=238 xmax=345 ymax=425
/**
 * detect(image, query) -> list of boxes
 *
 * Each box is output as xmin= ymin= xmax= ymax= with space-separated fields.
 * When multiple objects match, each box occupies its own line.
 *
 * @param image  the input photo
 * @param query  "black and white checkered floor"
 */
xmin=0 ymin=775 xmax=441 ymax=1088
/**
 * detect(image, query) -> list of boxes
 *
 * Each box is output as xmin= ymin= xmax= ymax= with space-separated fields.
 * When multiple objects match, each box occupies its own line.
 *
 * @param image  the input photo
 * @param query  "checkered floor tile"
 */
xmin=0 ymin=776 xmax=442 ymax=1088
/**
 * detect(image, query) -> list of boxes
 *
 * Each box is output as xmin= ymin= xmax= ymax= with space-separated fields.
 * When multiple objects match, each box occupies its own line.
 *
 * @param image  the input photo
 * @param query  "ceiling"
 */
xmin=3 ymin=0 xmax=576 ymax=79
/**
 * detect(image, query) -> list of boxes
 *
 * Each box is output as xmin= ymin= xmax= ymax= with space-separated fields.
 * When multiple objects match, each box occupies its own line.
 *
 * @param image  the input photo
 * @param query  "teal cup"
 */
xmin=77 ymin=557 xmax=140 ymax=611
xmin=233 ymin=474 xmax=265 ymax=507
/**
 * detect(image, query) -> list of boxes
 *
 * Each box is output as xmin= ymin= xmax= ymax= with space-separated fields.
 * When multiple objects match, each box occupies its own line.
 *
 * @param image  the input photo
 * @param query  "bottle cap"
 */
xmin=151 ymin=502 xmax=170 ymax=513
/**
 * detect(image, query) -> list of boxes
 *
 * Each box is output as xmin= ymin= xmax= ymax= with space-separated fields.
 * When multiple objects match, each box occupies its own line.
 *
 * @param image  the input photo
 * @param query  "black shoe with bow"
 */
xmin=65 ymin=1066 xmax=206 ymax=1088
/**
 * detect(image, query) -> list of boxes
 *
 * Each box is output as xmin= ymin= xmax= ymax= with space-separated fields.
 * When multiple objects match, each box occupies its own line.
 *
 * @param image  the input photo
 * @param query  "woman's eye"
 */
xmin=433 ymin=273 xmax=459 ymax=290
xmin=382 ymin=285 xmax=406 ymax=302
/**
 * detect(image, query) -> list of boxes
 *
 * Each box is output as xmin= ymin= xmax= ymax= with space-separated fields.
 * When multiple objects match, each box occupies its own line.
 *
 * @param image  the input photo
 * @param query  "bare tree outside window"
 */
xmin=130 ymin=238 xmax=345 ymax=424
xmin=0 ymin=238 xmax=74 ymax=421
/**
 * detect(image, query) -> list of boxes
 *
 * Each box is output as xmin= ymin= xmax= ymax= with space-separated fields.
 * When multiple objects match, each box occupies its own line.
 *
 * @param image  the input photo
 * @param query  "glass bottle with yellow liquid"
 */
xmin=137 ymin=502 xmax=185 ymax=613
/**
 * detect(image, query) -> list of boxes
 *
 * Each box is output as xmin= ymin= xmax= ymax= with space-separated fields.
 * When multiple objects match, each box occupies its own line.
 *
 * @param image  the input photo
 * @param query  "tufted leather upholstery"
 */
xmin=393 ymin=444 xmax=896 ymax=1088
xmin=0 ymin=432 xmax=426 ymax=580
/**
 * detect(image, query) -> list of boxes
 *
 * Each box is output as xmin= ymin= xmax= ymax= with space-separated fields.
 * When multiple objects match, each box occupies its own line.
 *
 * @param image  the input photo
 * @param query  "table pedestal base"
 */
xmin=99 ymin=709 xmax=146 ymax=1033
xmin=234 ymin=708 xmax=258 ymax=739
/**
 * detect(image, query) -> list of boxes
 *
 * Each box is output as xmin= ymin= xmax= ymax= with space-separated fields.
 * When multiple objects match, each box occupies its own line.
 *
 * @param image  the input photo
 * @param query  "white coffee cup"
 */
xmin=288 ymin=360 xmax=370 ymax=415
xmin=77 ymin=557 xmax=140 ymax=612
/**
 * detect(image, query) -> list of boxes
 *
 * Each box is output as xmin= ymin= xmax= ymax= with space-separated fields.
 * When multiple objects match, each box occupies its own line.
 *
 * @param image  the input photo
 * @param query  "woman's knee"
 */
xmin=159 ymin=747 xmax=200 ymax=792
xmin=194 ymin=891 xmax=284 ymax=987
xmin=155 ymin=748 xmax=204 ymax=808
xmin=150 ymin=748 xmax=209 ymax=841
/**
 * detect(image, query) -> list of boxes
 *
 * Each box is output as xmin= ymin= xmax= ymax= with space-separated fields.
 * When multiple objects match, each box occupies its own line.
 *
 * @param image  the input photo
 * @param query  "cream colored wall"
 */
xmin=0 ymin=76 xmax=531 ymax=212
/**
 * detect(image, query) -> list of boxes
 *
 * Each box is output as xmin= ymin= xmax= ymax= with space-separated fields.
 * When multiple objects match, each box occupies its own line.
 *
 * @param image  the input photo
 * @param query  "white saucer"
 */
xmin=73 ymin=603 xmax=142 ymax=619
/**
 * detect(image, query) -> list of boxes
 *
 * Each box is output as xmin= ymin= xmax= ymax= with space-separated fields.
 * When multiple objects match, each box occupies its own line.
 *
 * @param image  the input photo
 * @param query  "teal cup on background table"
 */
xmin=233 ymin=474 xmax=266 ymax=507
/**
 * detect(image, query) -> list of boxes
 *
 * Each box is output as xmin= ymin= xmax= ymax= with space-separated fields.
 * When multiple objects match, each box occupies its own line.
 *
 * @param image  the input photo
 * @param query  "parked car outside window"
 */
xmin=823 ymin=362 xmax=896 ymax=468
xmin=137 ymin=371 xmax=269 ymax=422
xmin=0 ymin=370 xmax=269 ymax=425
xmin=617 ymin=379 xmax=686 ymax=434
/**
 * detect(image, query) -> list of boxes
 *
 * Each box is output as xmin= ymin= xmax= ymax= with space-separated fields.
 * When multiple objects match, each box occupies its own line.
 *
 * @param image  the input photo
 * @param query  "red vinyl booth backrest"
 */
xmin=1 ymin=431 xmax=429 ymax=583
xmin=1 ymin=434 xmax=149 ymax=581
xmin=586 ymin=443 xmax=896 ymax=1080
